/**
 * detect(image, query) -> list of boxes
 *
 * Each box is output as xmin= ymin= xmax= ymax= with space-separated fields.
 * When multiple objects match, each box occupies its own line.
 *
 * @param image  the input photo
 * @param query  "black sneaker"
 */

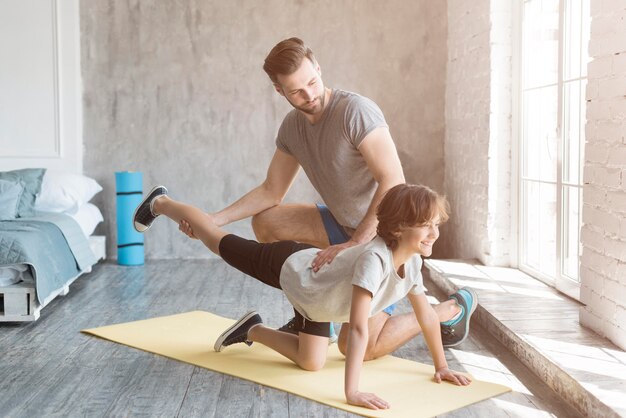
xmin=214 ymin=311 xmax=263 ymax=352
xmin=441 ymin=287 xmax=478 ymax=348
xmin=277 ymin=316 xmax=299 ymax=335
xmin=133 ymin=186 xmax=168 ymax=232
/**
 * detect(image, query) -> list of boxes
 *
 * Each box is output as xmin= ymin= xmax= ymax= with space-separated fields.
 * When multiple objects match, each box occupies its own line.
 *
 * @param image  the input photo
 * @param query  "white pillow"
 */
xmin=34 ymin=171 xmax=102 ymax=214
xmin=68 ymin=202 xmax=104 ymax=237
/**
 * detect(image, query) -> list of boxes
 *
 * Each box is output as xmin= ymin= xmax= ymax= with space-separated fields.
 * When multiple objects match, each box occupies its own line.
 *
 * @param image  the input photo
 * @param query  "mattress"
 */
xmin=0 ymin=213 xmax=98 ymax=304
xmin=0 ymin=236 xmax=104 ymax=287
xmin=0 ymin=205 xmax=104 ymax=288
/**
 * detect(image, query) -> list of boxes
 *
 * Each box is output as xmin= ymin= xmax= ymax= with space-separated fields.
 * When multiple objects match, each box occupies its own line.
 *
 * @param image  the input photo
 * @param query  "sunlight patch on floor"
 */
xmin=449 ymin=349 xmax=531 ymax=396
xmin=491 ymin=398 xmax=557 ymax=418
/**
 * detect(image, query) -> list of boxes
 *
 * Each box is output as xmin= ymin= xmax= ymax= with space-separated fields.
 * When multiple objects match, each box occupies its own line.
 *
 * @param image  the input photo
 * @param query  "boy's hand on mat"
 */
xmin=346 ymin=391 xmax=390 ymax=410
xmin=434 ymin=367 xmax=472 ymax=386
xmin=312 ymin=240 xmax=358 ymax=272
xmin=179 ymin=220 xmax=198 ymax=239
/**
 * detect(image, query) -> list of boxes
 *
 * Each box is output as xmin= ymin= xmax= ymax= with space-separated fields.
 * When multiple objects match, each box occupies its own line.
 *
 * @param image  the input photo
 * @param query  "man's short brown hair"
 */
xmin=376 ymin=184 xmax=450 ymax=250
xmin=263 ymin=37 xmax=316 ymax=84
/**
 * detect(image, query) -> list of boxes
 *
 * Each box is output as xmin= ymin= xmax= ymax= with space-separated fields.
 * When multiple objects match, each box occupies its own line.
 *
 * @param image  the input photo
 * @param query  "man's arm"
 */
xmin=407 ymin=292 xmax=472 ymax=386
xmin=210 ymin=149 xmax=300 ymax=226
xmin=351 ymin=126 xmax=405 ymax=243
xmin=311 ymin=127 xmax=404 ymax=270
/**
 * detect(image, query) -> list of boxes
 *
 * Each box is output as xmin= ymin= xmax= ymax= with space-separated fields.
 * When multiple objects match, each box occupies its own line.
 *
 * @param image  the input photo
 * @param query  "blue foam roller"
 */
xmin=115 ymin=171 xmax=144 ymax=265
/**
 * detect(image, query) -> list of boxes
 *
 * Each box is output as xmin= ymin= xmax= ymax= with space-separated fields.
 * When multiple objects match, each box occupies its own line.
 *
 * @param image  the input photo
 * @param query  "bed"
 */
xmin=0 ymin=168 xmax=106 ymax=322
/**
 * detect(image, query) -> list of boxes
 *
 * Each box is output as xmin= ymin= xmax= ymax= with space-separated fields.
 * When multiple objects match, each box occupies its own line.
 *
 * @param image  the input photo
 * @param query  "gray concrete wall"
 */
xmin=81 ymin=1 xmax=447 ymax=259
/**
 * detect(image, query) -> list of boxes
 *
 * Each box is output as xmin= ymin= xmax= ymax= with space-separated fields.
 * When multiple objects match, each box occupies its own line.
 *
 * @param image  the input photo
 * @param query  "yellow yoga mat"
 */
xmin=82 ymin=311 xmax=510 ymax=418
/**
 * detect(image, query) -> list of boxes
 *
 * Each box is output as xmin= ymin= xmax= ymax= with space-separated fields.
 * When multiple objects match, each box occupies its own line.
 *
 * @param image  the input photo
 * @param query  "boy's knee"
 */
xmin=299 ymin=357 xmax=325 ymax=371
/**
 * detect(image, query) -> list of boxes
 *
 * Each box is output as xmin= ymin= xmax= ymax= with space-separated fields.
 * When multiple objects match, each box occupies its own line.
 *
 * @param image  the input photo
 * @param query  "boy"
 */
xmin=134 ymin=184 xmax=476 ymax=410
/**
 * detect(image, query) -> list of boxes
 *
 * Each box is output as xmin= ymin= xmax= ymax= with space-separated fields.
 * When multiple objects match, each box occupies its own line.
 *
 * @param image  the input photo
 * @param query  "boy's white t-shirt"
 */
xmin=279 ymin=237 xmax=425 ymax=323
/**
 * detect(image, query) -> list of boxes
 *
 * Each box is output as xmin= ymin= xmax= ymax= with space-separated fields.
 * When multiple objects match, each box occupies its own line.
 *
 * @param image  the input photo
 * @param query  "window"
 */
xmin=518 ymin=0 xmax=590 ymax=299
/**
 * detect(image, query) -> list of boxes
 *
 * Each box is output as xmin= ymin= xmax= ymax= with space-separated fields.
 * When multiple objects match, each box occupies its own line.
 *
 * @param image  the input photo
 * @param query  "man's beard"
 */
xmin=286 ymin=89 xmax=326 ymax=115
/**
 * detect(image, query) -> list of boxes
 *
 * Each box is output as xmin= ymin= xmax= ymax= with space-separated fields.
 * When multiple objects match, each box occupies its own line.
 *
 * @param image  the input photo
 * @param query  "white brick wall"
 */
xmin=486 ymin=0 xmax=513 ymax=266
xmin=580 ymin=0 xmax=626 ymax=350
xmin=443 ymin=0 xmax=512 ymax=266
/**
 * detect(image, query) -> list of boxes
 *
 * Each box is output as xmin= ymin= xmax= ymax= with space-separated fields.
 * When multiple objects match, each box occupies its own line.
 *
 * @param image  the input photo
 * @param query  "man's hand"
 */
xmin=434 ymin=367 xmax=472 ymax=386
xmin=312 ymin=240 xmax=358 ymax=272
xmin=346 ymin=391 xmax=390 ymax=410
xmin=179 ymin=219 xmax=197 ymax=239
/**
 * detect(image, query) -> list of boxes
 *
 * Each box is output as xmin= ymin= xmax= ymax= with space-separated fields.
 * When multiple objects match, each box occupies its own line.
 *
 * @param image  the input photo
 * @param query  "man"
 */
xmin=180 ymin=38 xmax=472 ymax=359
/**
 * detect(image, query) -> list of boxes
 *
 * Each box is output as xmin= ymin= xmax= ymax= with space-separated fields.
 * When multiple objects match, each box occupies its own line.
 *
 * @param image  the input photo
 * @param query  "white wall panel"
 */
xmin=0 ymin=0 xmax=81 ymax=173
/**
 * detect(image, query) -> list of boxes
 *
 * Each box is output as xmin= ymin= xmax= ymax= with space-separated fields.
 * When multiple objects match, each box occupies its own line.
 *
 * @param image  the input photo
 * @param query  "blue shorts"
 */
xmin=316 ymin=204 xmax=396 ymax=316
xmin=316 ymin=204 xmax=351 ymax=245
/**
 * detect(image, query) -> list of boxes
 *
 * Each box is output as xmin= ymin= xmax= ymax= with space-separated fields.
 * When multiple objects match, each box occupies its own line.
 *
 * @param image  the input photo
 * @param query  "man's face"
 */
xmin=275 ymin=59 xmax=326 ymax=115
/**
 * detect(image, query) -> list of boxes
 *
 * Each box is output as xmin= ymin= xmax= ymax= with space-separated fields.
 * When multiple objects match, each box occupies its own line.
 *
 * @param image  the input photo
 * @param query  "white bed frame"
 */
xmin=0 ymin=0 xmax=96 ymax=323
xmin=0 ymin=236 xmax=106 ymax=322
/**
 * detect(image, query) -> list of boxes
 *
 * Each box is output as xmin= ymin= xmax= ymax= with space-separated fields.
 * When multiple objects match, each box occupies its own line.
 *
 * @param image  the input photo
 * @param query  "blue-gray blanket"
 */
xmin=0 ymin=212 xmax=97 ymax=305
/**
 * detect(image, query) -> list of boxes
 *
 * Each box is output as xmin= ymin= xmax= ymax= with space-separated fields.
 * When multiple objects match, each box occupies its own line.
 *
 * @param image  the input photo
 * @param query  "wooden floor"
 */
xmin=0 ymin=259 xmax=582 ymax=417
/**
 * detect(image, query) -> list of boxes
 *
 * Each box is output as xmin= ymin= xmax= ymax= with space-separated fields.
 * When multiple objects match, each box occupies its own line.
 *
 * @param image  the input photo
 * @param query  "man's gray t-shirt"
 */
xmin=279 ymin=237 xmax=425 ymax=323
xmin=275 ymin=89 xmax=389 ymax=229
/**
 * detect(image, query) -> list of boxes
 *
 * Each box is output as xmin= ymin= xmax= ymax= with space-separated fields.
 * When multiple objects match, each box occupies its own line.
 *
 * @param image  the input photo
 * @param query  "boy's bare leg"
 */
xmin=152 ymin=196 xmax=228 ymax=255
xmin=337 ymin=299 xmax=460 ymax=360
xmin=248 ymin=326 xmax=329 ymax=371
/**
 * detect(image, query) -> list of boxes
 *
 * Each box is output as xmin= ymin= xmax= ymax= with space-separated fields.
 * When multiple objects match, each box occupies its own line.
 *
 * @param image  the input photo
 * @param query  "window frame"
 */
xmin=514 ymin=0 xmax=587 ymax=301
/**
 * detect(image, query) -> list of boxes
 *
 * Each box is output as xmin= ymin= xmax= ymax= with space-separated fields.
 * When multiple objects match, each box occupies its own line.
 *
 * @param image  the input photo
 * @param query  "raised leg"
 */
xmin=152 ymin=196 xmax=228 ymax=255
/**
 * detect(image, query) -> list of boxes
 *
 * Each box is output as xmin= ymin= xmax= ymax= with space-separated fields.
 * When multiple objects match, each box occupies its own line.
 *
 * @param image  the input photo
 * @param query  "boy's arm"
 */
xmin=407 ymin=292 xmax=472 ymax=386
xmin=344 ymin=286 xmax=390 ymax=410
xmin=408 ymin=292 xmax=448 ymax=369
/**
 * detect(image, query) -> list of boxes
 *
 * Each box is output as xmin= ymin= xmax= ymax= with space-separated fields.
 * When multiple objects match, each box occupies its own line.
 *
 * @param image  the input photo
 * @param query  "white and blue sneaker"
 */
xmin=440 ymin=287 xmax=478 ymax=347
xmin=329 ymin=323 xmax=338 ymax=345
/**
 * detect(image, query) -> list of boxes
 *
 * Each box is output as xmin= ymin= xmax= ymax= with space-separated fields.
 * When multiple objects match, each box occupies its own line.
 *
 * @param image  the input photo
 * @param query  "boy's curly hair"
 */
xmin=377 ymin=184 xmax=450 ymax=250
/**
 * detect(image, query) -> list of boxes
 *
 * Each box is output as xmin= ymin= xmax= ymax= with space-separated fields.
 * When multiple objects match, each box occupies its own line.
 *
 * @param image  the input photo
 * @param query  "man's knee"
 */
xmin=363 ymin=343 xmax=383 ymax=361
xmin=338 ymin=334 xmax=378 ymax=359
xmin=251 ymin=210 xmax=276 ymax=243
xmin=337 ymin=322 xmax=385 ymax=361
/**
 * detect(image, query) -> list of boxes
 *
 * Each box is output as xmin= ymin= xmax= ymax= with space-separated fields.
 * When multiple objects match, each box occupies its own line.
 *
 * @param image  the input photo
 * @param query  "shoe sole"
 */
xmin=214 ymin=311 xmax=259 ymax=352
xmin=445 ymin=287 xmax=478 ymax=348
xmin=132 ymin=185 xmax=167 ymax=232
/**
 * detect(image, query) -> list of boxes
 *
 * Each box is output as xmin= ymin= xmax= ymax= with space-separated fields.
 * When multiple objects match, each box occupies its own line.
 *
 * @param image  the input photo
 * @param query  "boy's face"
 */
xmin=398 ymin=216 xmax=440 ymax=257
xmin=274 ymin=59 xmax=326 ymax=116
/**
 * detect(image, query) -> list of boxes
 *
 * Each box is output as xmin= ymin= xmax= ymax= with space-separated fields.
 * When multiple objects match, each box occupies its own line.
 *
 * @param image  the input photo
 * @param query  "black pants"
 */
xmin=218 ymin=234 xmax=331 ymax=337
